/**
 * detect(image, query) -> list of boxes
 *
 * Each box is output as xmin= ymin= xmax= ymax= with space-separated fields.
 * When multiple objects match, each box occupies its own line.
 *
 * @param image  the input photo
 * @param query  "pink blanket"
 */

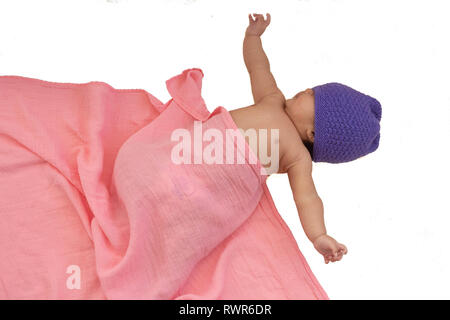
xmin=0 ymin=68 xmax=328 ymax=300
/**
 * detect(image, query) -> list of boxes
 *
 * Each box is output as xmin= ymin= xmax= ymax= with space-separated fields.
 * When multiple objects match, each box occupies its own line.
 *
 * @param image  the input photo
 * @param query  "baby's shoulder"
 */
xmin=252 ymin=99 xmax=311 ymax=173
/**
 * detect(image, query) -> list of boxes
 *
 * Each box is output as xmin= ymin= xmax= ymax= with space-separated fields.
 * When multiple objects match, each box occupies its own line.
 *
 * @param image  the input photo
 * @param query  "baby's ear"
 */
xmin=307 ymin=129 xmax=315 ymax=143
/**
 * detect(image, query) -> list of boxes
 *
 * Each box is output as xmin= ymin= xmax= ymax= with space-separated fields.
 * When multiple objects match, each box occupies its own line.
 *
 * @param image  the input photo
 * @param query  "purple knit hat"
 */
xmin=312 ymin=83 xmax=382 ymax=163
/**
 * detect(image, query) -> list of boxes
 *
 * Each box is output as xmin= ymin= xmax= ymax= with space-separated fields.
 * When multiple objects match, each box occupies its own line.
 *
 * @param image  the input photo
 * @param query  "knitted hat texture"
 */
xmin=312 ymin=83 xmax=382 ymax=163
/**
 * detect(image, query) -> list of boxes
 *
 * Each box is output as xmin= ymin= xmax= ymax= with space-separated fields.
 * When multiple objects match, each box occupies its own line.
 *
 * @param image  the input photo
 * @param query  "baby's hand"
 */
xmin=246 ymin=13 xmax=271 ymax=37
xmin=313 ymin=234 xmax=348 ymax=264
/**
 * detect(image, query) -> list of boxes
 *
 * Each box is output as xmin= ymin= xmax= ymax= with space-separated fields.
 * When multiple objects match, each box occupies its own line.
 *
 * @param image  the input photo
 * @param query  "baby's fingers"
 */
xmin=333 ymin=252 xmax=344 ymax=262
xmin=253 ymin=13 xmax=268 ymax=22
xmin=265 ymin=13 xmax=271 ymax=25
xmin=338 ymin=244 xmax=348 ymax=255
xmin=249 ymin=13 xmax=260 ymax=23
xmin=327 ymin=251 xmax=343 ymax=263
xmin=324 ymin=254 xmax=335 ymax=264
xmin=252 ymin=13 xmax=262 ymax=21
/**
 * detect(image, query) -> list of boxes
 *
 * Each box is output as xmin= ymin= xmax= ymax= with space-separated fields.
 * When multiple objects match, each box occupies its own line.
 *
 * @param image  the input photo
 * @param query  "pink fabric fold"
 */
xmin=0 ymin=68 xmax=328 ymax=300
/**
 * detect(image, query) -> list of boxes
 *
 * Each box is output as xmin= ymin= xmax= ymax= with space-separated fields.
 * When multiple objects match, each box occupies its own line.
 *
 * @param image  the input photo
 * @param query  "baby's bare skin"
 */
xmin=229 ymin=13 xmax=347 ymax=264
xmin=229 ymin=97 xmax=302 ymax=174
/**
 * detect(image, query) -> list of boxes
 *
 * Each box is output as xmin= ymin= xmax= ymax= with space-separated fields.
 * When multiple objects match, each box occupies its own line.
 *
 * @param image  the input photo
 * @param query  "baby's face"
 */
xmin=284 ymin=88 xmax=315 ymax=143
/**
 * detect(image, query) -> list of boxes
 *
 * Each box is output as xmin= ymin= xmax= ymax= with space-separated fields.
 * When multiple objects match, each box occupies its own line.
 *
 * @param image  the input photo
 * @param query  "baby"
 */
xmin=229 ymin=13 xmax=382 ymax=264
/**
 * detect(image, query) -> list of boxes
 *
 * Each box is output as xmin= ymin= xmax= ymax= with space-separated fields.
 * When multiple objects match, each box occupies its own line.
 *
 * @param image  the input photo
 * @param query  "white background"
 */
xmin=1 ymin=0 xmax=449 ymax=299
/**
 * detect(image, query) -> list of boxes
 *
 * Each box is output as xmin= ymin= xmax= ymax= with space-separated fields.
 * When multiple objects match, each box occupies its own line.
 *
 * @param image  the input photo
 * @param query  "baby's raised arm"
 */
xmin=243 ymin=13 xmax=285 ymax=105
xmin=287 ymin=153 xmax=348 ymax=264
xmin=242 ymin=13 xmax=348 ymax=264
